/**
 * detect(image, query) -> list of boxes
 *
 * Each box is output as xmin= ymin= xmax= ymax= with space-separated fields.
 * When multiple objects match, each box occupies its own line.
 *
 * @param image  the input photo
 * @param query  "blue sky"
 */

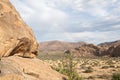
xmin=10 ymin=0 xmax=120 ymax=44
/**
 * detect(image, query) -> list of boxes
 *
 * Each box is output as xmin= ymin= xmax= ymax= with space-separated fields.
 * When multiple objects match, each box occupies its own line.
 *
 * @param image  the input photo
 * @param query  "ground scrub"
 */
xmin=52 ymin=53 xmax=83 ymax=80
xmin=112 ymin=73 xmax=120 ymax=80
xmin=83 ymin=67 xmax=93 ymax=73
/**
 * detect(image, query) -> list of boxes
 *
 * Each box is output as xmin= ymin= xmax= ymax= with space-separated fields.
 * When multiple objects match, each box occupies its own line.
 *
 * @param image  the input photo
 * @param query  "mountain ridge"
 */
xmin=39 ymin=40 xmax=120 ymax=57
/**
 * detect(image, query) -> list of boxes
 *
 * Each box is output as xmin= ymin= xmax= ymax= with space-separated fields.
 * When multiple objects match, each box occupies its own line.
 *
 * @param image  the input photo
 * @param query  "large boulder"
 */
xmin=0 ymin=0 xmax=38 ymax=58
xmin=0 ymin=1 xmax=67 ymax=80
xmin=0 ymin=0 xmax=66 ymax=80
xmin=0 ymin=56 xmax=66 ymax=80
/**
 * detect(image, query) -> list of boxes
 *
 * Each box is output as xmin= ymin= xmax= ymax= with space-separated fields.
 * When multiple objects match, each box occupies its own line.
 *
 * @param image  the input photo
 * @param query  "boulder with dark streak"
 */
xmin=0 ymin=0 xmax=38 ymax=58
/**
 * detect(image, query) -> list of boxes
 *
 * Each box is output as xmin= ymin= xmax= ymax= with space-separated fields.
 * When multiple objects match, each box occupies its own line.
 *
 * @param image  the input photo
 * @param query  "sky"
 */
xmin=10 ymin=0 xmax=120 ymax=44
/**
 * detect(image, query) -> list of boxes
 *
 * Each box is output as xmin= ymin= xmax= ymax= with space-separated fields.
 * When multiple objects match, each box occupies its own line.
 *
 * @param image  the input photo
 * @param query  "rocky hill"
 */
xmin=66 ymin=44 xmax=101 ymax=57
xmin=98 ymin=40 xmax=120 ymax=47
xmin=39 ymin=40 xmax=86 ymax=54
xmin=39 ymin=40 xmax=120 ymax=57
xmin=0 ymin=0 xmax=66 ymax=80
xmin=39 ymin=41 xmax=105 ymax=57
xmin=98 ymin=40 xmax=120 ymax=57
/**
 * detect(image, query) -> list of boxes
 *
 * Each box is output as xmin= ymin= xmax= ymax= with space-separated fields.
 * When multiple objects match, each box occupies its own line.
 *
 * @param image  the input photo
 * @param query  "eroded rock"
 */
xmin=0 ymin=0 xmax=38 ymax=58
xmin=0 ymin=56 xmax=66 ymax=80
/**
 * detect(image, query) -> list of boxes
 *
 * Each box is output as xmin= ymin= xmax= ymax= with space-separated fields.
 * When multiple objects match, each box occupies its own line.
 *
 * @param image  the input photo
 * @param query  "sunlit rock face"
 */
xmin=0 ymin=0 xmax=38 ymax=58
xmin=0 ymin=1 xmax=67 ymax=80
xmin=0 ymin=56 xmax=66 ymax=80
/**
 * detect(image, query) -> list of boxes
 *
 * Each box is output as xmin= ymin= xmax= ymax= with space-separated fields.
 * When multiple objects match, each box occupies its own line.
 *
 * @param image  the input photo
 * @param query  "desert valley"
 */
xmin=39 ymin=40 xmax=120 ymax=80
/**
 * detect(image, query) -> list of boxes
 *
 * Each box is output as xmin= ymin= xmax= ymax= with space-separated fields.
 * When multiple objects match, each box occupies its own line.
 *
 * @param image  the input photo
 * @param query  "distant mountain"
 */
xmin=98 ymin=40 xmax=120 ymax=47
xmin=39 ymin=40 xmax=120 ymax=57
xmin=39 ymin=40 xmax=86 ymax=54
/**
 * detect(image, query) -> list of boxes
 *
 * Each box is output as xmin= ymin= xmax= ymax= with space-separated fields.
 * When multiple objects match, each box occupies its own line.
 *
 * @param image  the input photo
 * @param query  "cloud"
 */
xmin=69 ymin=31 xmax=120 ymax=44
xmin=10 ymin=0 xmax=120 ymax=44
xmin=10 ymin=0 xmax=34 ymax=20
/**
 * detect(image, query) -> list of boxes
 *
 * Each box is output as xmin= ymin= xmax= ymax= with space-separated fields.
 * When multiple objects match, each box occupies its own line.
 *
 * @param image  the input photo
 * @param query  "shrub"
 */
xmin=83 ymin=67 xmax=93 ymax=73
xmin=52 ymin=53 xmax=84 ymax=80
xmin=101 ymin=66 xmax=109 ymax=69
xmin=112 ymin=73 xmax=120 ymax=80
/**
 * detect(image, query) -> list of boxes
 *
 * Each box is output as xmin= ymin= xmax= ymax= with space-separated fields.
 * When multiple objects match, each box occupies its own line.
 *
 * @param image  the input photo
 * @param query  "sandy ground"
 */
xmin=43 ymin=57 xmax=120 ymax=80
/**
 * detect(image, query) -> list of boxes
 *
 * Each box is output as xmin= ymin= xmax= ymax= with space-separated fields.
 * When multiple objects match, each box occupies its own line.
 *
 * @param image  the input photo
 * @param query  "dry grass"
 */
xmin=39 ymin=55 xmax=120 ymax=80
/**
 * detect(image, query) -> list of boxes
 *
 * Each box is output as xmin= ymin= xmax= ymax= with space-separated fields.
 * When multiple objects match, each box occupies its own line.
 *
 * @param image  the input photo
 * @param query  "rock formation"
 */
xmin=0 ymin=0 xmax=66 ymax=80
xmin=67 ymin=40 xmax=120 ymax=57
xmin=0 ymin=0 xmax=38 ymax=58
xmin=99 ymin=40 xmax=120 ymax=57
xmin=105 ymin=44 xmax=120 ymax=57
xmin=66 ymin=44 xmax=101 ymax=57
xmin=0 ymin=56 xmax=66 ymax=80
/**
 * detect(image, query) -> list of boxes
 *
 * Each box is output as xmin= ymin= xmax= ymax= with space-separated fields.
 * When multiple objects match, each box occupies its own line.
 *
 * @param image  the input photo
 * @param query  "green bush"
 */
xmin=112 ymin=73 xmax=120 ymax=80
xmin=52 ymin=53 xmax=83 ymax=80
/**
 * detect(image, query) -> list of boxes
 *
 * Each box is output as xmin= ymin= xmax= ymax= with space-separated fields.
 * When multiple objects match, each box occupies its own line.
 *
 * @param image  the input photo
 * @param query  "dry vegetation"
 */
xmin=39 ymin=54 xmax=120 ymax=80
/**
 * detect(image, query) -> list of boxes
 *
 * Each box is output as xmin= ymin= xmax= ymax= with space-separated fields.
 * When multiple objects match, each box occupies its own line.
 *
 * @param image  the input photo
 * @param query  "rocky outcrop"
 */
xmin=0 ymin=56 xmax=66 ymax=80
xmin=105 ymin=45 xmax=120 ymax=57
xmin=0 ymin=1 xmax=66 ymax=80
xmin=99 ymin=40 xmax=120 ymax=57
xmin=65 ymin=44 xmax=101 ymax=57
xmin=0 ymin=0 xmax=38 ymax=58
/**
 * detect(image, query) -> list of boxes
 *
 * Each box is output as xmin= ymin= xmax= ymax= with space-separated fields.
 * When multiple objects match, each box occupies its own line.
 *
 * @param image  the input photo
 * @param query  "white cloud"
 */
xmin=10 ymin=0 xmax=69 ymax=26
xmin=112 ymin=25 xmax=120 ymax=29
xmin=10 ymin=0 xmax=34 ymax=20
xmin=69 ymin=31 xmax=120 ymax=44
xmin=10 ymin=0 xmax=120 ymax=44
xmin=39 ymin=7 xmax=68 ymax=25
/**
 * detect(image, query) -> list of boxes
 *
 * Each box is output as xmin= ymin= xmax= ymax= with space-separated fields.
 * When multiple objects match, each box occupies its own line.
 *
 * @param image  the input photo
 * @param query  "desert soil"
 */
xmin=42 ymin=57 xmax=120 ymax=80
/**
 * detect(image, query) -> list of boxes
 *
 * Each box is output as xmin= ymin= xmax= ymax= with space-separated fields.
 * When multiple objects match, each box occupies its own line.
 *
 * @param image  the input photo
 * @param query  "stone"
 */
xmin=0 ymin=0 xmax=38 ymax=58
xmin=0 ymin=1 xmax=67 ymax=80
xmin=0 ymin=56 xmax=66 ymax=80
